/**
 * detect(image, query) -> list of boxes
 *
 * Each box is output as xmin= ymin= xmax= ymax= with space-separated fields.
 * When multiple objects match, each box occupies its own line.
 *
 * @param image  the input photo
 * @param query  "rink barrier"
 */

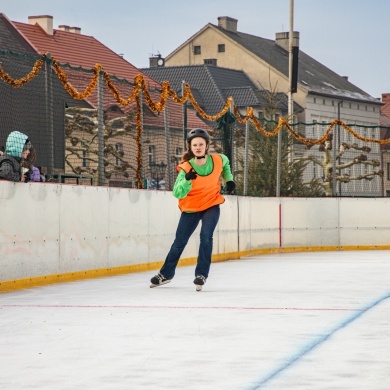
xmin=1 ymin=181 xmax=390 ymax=292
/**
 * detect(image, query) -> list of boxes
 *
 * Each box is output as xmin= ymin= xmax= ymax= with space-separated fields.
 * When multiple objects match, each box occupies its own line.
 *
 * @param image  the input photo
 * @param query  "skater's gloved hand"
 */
xmin=185 ymin=169 xmax=197 ymax=181
xmin=226 ymin=181 xmax=235 ymax=194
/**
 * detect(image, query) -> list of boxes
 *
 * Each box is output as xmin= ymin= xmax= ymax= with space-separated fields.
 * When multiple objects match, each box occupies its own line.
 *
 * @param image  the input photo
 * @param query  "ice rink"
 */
xmin=1 ymin=250 xmax=389 ymax=390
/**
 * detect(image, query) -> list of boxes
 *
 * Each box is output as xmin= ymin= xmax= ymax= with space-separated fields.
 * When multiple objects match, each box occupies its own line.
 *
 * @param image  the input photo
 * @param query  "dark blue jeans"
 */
xmin=160 ymin=205 xmax=220 ymax=279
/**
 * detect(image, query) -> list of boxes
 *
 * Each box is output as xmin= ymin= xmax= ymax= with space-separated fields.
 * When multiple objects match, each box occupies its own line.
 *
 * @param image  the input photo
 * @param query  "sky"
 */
xmin=1 ymin=0 xmax=389 ymax=99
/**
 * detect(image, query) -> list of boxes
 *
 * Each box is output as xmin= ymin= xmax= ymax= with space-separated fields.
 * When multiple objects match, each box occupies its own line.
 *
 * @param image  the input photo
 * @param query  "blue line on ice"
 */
xmin=248 ymin=290 xmax=390 ymax=389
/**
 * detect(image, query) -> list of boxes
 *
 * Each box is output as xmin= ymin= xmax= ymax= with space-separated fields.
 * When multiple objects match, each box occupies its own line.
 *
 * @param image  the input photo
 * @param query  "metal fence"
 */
xmin=1 ymin=50 xmax=388 ymax=196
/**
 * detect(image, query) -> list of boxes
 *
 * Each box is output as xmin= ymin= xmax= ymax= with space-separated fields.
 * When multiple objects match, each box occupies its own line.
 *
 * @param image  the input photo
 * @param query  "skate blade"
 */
xmin=196 ymin=285 xmax=202 ymax=291
xmin=150 ymin=280 xmax=171 ymax=288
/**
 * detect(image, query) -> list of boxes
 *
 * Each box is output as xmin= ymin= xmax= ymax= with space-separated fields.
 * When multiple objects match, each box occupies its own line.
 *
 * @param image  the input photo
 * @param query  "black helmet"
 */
xmin=187 ymin=128 xmax=210 ymax=144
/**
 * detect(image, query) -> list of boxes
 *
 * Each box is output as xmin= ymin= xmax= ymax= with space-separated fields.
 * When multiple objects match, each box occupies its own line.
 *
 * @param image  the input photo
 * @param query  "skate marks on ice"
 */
xmin=0 ymin=251 xmax=390 ymax=389
xmin=247 ymin=289 xmax=390 ymax=389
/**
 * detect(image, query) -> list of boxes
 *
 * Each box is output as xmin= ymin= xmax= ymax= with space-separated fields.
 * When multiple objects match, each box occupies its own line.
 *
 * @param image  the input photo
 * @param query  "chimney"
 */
xmin=275 ymin=31 xmax=299 ymax=50
xmin=28 ymin=15 xmax=53 ymax=35
xmin=149 ymin=55 xmax=165 ymax=68
xmin=69 ymin=26 xmax=81 ymax=34
xmin=341 ymin=76 xmax=349 ymax=81
xmin=58 ymin=25 xmax=81 ymax=34
xmin=58 ymin=25 xmax=70 ymax=32
xmin=217 ymin=16 xmax=238 ymax=33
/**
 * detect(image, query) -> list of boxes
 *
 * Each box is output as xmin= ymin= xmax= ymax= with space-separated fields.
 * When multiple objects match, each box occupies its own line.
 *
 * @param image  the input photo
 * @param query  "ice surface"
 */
xmin=1 ymin=251 xmax=389 ymax=389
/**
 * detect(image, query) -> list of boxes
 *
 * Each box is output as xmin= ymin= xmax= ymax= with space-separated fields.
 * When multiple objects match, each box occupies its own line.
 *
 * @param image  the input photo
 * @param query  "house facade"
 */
xmin=163 ymin=16 xmax=384 ymax=196
xmin=142 ymin=63 xmax=304 ymax=181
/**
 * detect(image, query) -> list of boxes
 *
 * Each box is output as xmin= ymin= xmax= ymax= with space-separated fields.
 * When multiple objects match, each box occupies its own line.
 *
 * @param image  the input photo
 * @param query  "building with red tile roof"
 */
xmin=12 ymin=15 xmax=205 ymax=124
xmin=0 ymin=13 xmax=207 ymax=188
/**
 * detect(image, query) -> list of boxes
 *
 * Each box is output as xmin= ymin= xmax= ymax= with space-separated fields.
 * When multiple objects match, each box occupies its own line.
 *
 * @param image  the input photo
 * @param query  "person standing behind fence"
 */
xmin=24 ymin=144 xmax=43 ymax=182
xmin=0 ymin=131 xmax=33 ymax=182
xmin=150 ymin=128 xmax=235 ymax=291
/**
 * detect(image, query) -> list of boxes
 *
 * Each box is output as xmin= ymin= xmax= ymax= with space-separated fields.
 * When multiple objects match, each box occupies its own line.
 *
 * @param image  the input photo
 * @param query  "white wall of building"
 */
xmin=302 ymin=94 xmax=382 ymax=196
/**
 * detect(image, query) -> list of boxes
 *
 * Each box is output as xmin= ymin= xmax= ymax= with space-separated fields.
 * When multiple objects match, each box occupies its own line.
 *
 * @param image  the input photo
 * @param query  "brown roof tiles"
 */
xmin=12 ymin=18 xmax=207 ymax=130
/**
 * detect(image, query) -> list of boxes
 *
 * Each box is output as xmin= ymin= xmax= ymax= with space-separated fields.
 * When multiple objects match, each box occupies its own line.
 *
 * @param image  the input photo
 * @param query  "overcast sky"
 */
xmin=1 ymin=0 xmax=389 ymax=99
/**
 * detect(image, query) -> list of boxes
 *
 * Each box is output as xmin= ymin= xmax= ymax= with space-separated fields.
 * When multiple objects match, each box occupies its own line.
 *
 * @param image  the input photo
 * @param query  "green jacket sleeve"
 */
xmin=221 ymin=154 xmax=233 ymax=182
xmin=172 ymin=169 xmax=192 ymax=199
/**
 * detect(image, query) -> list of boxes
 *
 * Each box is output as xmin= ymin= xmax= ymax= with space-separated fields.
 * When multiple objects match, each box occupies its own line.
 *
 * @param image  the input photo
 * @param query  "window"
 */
xmin=148 ymin=145 xmax=155 ymax=165
xmin=313 ymin=97 xmax=316 ymax=103
xmin=218 ymin=44 xmax=225 ymax=53
xmin=175 ymin=147 xmax=183 ymax=158
xmin=387 ymin=163 xmax=390 ymax=181
xmin=193 ymin=45 xmax=201 ymax=55
xmin=258 ymin=111 xmax=264 ymax=120
xmin=115 ymin=143 xmax=123 ymax=166
xmin=82 ymin=150 xmax=87 ymax=168
xmin=175 ymin=147 xmax=183 ymax=163
xmin=323 ymin=99 xmax=326 ymax=105
xmin=347 ymin=129 xmax=351 ymax=142
xmin=312 ymin=119 xmax=318 ymax=140
xmin=204 ymin=59 xmax=217 ymax=66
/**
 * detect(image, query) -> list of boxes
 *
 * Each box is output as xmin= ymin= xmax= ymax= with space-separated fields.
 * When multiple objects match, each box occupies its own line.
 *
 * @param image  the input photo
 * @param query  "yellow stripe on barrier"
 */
xmin=2 ymin=245 xmax=390 ymax=292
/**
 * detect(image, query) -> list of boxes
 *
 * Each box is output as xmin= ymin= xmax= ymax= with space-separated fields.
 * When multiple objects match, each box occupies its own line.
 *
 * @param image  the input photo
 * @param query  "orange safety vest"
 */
xmin=177 ymin=154 xmax=225 ymax=212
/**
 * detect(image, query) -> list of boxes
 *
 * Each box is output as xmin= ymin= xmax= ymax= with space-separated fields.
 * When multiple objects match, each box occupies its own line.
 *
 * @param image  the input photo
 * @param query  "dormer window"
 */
xmin=204 ymin=59 xmax=217 ymax=66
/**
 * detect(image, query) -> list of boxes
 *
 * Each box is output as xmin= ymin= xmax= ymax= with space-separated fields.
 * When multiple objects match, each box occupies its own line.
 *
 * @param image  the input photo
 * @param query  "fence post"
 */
xmin=276 ymin=120 xmax=282 ymax=196
xmin=229 ymin=99 xmax=234 ymax=171
xmin=164 ymin=102 xmax=172 ymax=190
xmin=44 ymin=53 xmax=54 ymax=176
xmin=222 ymin=99 xmax=234 ymax=171
xmin=243 ymin=117 xmax=250 ymax=196
xmin=332 ymin=128 xmax=337 ymax=197
xmin=139 ymin=89 xmax=144 ymax=188
xmin=337 ymin=100 xmax=343 ymax=196
xmin=97 ymin=70 xmax=104 ymax=186
xmin=182 ymin=80 xmax=187 ymax=150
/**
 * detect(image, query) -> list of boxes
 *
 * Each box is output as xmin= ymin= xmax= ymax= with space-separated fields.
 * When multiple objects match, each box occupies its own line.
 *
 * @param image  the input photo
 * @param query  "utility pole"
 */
xmin=288 ymin=0 xmax=294 ymax=149
xmin=277 ymin=0 xmax=294 ymax=196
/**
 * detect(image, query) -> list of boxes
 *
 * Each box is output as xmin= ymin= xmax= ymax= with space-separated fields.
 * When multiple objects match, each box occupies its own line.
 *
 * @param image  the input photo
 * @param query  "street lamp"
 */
xmin=149 ymin=161 xmax=167 ymax=190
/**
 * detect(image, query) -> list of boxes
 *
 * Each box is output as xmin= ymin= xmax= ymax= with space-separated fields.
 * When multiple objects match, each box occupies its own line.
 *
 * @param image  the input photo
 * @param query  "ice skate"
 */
xmin=150 ymin=273 xmax=171 ymax=288
xmin=193 ymin=275 xmax=206 ymax=291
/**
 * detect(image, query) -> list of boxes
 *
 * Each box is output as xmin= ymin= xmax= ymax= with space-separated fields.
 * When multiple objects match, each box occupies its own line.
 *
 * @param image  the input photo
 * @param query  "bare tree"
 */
xmin=300 ymin=132 xmax=384 ymax=196
xmin=65 ymin=106 xmax=136 ymax=182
